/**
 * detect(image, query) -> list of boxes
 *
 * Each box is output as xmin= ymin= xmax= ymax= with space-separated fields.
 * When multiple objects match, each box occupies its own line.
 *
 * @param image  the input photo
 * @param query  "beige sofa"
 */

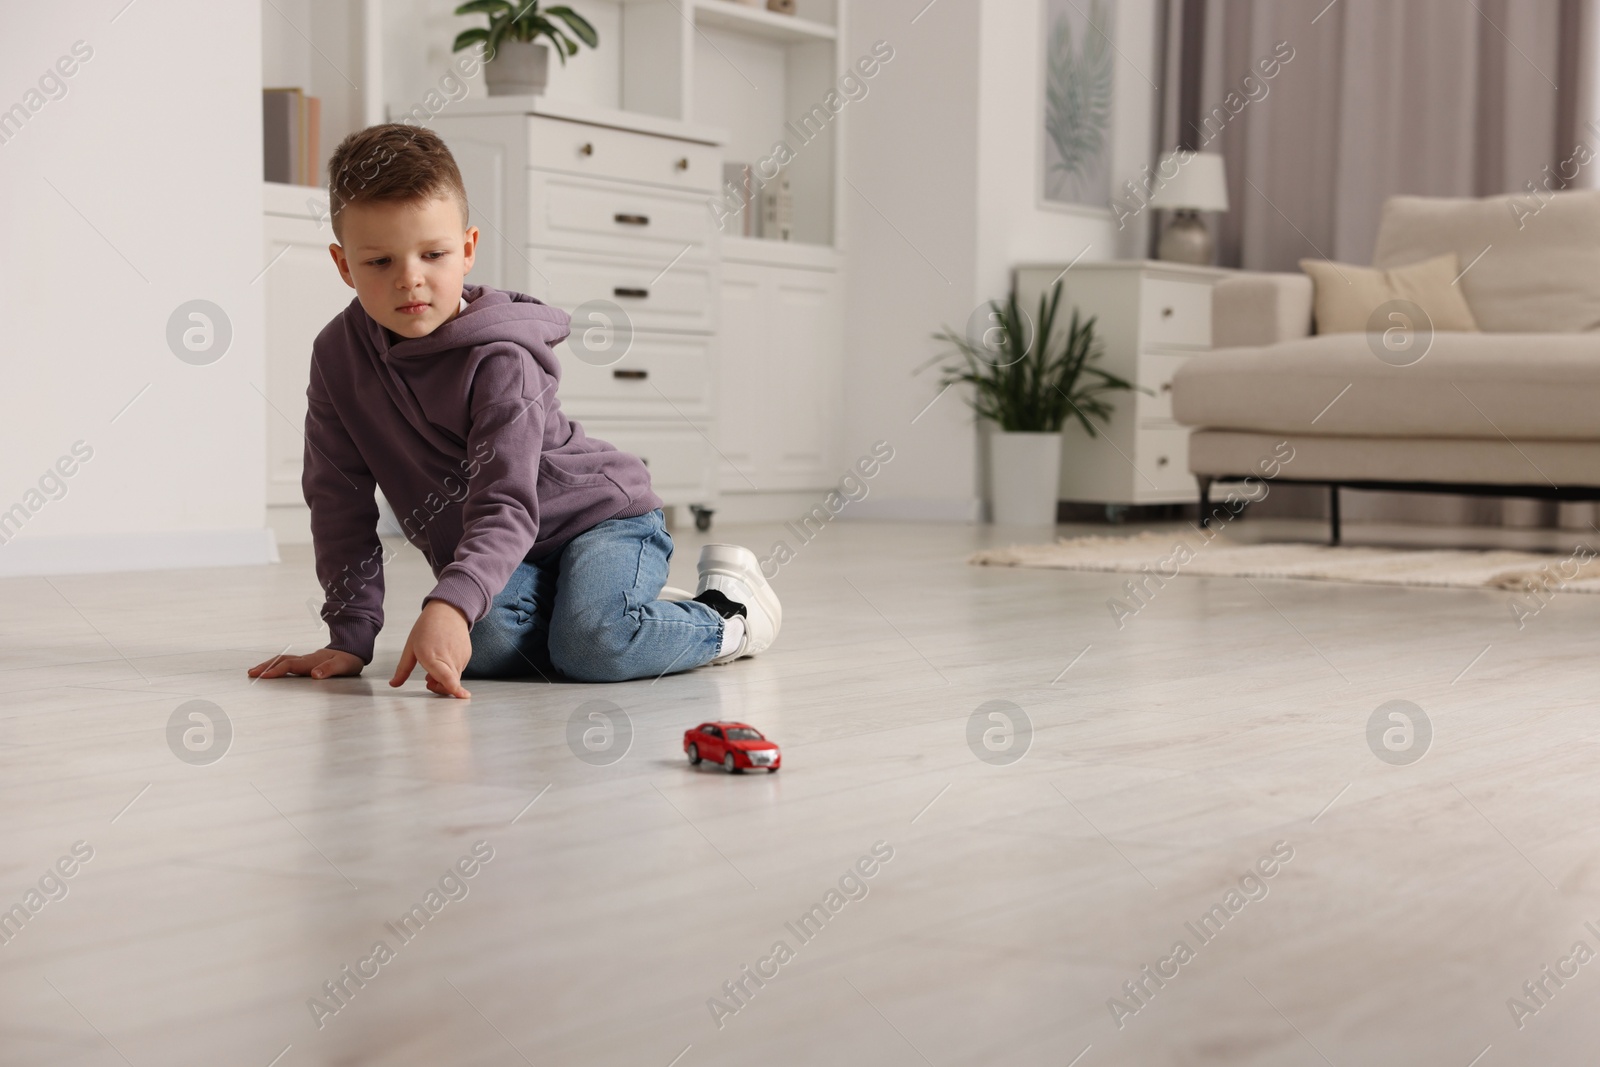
xmin=1171 ymin=190 xmax=1600 ymax=542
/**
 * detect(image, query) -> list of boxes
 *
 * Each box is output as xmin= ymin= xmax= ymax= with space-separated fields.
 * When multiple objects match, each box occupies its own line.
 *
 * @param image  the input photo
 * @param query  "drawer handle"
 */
xmin=613 ymin=287 xmax=649 ymax=299
xmin=613 ymin=368 xmax=648 ymax=380
xmin=1161 ymin=307 xmax=1174 ymax=318
xmin=1156 ymin=455 xmax=1170 ymax=467
xmin=675 ymin=157 xmax=690 ymax=171
xmin=579 ymin=142 xmax=594 ymax=157
xmin=614 ymin=213 xmax=650 ymax=226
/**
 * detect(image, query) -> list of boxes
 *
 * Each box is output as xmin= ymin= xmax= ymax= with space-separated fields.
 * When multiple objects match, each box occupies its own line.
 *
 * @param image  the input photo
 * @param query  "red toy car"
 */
xmin=684 ymin=721 xmax=781 ymax=773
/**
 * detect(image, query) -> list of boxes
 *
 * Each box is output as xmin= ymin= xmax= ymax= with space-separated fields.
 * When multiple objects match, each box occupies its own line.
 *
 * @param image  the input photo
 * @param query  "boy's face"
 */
xmin=329 ymin=195 xmax=479 ymax=340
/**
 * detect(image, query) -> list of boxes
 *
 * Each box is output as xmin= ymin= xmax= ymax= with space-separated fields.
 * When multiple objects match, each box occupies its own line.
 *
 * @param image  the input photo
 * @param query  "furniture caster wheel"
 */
xmin=1104 ymin=504 xmax=1127 ymax=524
xmin=690 ymin=505 xmax=714 ymax=532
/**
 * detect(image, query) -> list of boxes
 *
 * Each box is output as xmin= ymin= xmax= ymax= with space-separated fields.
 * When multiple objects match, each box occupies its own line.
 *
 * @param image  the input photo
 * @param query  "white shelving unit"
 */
xmin=620 ymin=0 xmax=845 ymax=252
xmin=694 ymin=2 xmax=838 ymax=43
xmin=615 ymin=0 xmax=850 ymax=502
xmin=262 ymin=0 xmax=852 ymax=529
xmin=432 ymin=99 xmax=728 ymax=525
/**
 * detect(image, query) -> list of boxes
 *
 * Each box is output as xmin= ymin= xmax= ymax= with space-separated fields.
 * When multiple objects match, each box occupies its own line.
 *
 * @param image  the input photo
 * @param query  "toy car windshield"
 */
xmin=725 ymin=727 xmax=763 ymax=740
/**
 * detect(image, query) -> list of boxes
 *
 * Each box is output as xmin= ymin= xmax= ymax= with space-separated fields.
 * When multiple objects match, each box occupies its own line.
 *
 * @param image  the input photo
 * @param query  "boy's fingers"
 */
xmin=248 ymin=657 xmax=280 ymax=676
xmin=258 ymin=657 xmax=297 ymax=677
xmin=252 ymin=653 xmax=355 ymax=680
xmin=390 ymin=647 xmax=416 ymax=688
xmin=422 ymin=655 xmax=470 ymax=699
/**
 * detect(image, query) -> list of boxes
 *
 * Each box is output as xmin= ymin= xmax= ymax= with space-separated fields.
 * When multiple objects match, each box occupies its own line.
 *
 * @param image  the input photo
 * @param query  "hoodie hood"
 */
xmin=359 ymin=283 xmax=572 ymax=382
xmin=337 ymin=283 xmax=576 ymax=462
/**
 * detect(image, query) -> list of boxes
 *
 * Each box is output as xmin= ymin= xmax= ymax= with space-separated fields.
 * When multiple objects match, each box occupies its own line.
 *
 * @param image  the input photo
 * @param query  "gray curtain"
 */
xmin=1165 ymin=0 xmax=1592 ymax=532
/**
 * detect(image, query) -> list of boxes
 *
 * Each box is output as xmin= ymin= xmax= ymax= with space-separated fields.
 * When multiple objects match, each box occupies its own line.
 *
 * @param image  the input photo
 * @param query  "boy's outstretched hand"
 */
xmin=248 ymin=647 xmax=364 ymax=680
xmin=391 ymin=599 xmax=474 ymax=699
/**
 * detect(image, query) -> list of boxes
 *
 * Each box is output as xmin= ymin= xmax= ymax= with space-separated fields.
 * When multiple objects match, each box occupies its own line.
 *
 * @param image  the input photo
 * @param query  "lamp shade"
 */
xmin=1149 ymin=152 xmax=1229 ymax=212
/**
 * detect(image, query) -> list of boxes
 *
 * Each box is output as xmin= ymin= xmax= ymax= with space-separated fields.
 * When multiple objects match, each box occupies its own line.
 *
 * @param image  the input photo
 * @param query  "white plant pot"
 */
xmin=486 ymin=40 xmax=551 ymax=97
xmin=988 ymin=431 xmax=1062 ymax=526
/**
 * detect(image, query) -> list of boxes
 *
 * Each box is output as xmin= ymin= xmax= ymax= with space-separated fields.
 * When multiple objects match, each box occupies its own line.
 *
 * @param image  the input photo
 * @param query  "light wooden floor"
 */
xmin=4 ymin=516 xmax=1599 ymax=1066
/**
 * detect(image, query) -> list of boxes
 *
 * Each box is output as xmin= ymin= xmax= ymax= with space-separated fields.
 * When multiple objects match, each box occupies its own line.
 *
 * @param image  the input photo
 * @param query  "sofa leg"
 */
xmin=1329 ymin=484 xmax=1341 ymax=546
xmin=1198 ymin=476 xmax=1213 ymax=529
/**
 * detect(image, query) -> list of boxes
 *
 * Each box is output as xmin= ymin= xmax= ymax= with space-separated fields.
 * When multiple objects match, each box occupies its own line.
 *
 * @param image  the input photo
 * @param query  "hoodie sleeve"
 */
xmin=303 ymin=356 xmax=387 ymax=666
xmin=422 ymin=346 xmax=557 ymax=627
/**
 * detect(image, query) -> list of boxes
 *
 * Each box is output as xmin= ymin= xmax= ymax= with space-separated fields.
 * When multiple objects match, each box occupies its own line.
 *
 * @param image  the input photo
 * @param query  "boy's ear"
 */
xmin=329 ymin=244 xmax=356 ymax=289
xmin=461 ymin=227 xmax=478 ymax=276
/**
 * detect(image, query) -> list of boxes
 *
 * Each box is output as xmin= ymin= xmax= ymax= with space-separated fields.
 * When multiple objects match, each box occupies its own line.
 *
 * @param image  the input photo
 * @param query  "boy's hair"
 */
xmin=326 ymin=123 xmax=469 ymax=244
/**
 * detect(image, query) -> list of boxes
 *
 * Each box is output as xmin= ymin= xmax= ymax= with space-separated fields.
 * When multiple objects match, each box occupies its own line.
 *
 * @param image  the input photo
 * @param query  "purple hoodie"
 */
xmin=303 ymin=282 xmax=662 ymax=664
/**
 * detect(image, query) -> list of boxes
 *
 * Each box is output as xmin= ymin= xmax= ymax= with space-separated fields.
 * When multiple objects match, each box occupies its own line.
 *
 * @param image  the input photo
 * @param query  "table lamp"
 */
xmin=1150 ymin=152 xmax=1229 ymax=265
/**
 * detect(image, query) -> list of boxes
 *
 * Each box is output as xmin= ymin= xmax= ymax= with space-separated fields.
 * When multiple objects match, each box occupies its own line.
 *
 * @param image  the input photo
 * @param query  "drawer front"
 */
xmin=1140 ymin=277 xmax=1212 ymax=349
xmin=576 ymin=421 xmax=714 ymax=502
xmin=1135 ymin=425 xmax=1194 ymax=492
xmin=527 ymin=116 xmax=720 ymax=192
xmin=557 ymin=332 xmax=711 ymax=421
xmin=531 ymin=171 xmax=716 ymax=259
xmin=1134 ymin=352 xmax=1191 ymax=422
xmin=531 ymin=248 xmax=714 ymax=333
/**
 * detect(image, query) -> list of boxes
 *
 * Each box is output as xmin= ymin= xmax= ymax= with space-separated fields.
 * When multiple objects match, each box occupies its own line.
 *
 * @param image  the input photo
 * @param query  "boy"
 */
xmin=248 ymin=124 xmax=779 ymax=696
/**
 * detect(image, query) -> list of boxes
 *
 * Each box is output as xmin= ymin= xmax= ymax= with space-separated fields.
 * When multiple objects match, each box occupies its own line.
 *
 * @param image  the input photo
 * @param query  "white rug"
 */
xmin=969 ymin=530 xmax=1600 ymax=594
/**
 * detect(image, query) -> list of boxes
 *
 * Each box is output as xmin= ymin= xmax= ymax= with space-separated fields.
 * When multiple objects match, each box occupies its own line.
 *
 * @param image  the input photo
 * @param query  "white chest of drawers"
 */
xmin=1013 ymin=261 xmax=1227 ymax=509
xmin=433 ymin=100 xmax=726 ymax=527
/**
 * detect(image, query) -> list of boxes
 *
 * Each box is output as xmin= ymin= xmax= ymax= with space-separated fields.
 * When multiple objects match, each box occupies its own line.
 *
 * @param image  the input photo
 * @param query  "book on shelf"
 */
xmin=722 ymin=163 xmax=756 ymax=238
xmin=263 ymin=87 xmax=322 ymax=187
xmin=760 ymin=172 xmax=793 ymax=241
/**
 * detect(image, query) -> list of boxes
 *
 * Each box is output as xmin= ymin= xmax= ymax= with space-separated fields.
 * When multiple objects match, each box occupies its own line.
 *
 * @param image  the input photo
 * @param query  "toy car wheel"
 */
xmin=723 ymin=752 xmax=740 ymax=774
xmin=687 ymin=743 xmax=701 ymax=765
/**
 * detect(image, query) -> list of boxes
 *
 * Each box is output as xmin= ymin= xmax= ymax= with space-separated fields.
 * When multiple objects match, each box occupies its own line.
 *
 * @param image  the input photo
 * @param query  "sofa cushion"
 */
xmin=1171 ymin=332 xmax=1600 ymax=440
xmin=1300 ymin=253 xmax=1479 ymax=334
xmin=1372 ymin=191 xmax=1600 ymax=333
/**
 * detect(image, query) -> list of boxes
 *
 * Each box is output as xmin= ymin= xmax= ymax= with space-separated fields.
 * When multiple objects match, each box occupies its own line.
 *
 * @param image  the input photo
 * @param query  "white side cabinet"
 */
xmin=433 ymin=100 xmax=725 ymax=528
xmin=718 ymin=241 xmax=842 ymax=492
xmin=263 ymin=182 xmax=354 ymax=544
xmin=1014 ymin=261 xmax=1226 ymax=508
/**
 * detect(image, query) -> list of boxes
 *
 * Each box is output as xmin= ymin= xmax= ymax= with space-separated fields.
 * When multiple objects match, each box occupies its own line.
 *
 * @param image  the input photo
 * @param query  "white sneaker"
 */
xmin=697 ymin=544 xmax=782 ymax=662
xmin=660 ymin=585 xmax=694 ymax=602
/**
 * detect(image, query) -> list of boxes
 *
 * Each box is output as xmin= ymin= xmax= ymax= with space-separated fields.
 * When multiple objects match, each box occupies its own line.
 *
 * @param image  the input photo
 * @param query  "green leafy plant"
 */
xmin=452 ymin=0 xmax=599 ymax=66
xmin=1045 ymin=0 xmax=1113 ymax=200
xmin=925 ymin=279 xmax=1140 ymax=434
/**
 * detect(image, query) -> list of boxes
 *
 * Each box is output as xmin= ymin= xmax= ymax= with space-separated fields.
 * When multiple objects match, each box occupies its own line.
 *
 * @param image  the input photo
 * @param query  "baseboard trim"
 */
xmin=0 ymin=528 xmax=280 ymax=578
xmin=267 ymin=503 xmax=313 ymax=545
xmin=699 ymin=491 xmax=844 ymax=525
xmin=838 ymin=497 xmax=983 ymax=523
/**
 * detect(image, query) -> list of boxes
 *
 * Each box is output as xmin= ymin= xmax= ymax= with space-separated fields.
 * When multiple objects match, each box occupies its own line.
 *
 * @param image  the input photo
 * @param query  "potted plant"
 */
xmin=453 ymin=0 xmax=599 ymax=98
xmin=928 ymin=279 xmax=1138 ymax=525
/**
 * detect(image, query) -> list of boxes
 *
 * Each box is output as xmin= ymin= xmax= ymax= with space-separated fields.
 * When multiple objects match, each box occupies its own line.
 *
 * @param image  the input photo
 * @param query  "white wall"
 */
xmin=975 ymin=0 xmax=1159 ymax=300
xmin=839 ymin=0 xmax=985 ymax=521
xmin=0 ymin=3 xmax=270 ymax=576
xmin=843 ymin=0 xmax=1161 ymax=521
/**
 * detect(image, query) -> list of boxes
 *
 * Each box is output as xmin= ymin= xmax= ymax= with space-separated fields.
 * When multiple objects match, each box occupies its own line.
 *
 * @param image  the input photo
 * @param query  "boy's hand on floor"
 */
xmin=247 ymin=647 xmax=364 ymax=680
xmin=391 ymin=599 xmax=473 ymax=699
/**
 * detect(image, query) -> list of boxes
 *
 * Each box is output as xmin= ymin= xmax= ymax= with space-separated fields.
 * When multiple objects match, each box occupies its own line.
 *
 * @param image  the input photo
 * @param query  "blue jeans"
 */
xmin=460 ymin=509 xmax=725 ymax=683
